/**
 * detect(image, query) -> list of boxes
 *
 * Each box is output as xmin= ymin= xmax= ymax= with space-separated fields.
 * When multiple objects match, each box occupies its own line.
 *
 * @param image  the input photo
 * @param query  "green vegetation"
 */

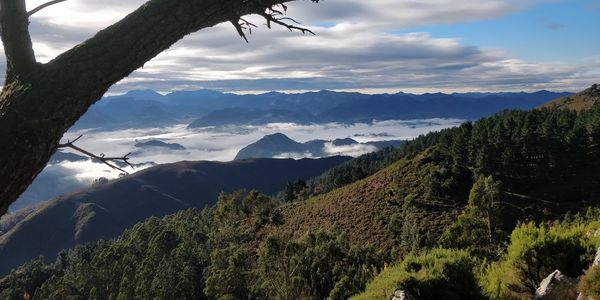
xmin=310 ymin=106 xmax=600 ymax=205
xmin=481 ymin=219 xmax=600 ymax=299
xmin=0 ymin=191 xmax=381 ymax=300
xmin=282 ymin=179 xmax=309 ymax=202
xmin=3 ymin=103 xmax=600 ymax=299
xmin=439 ymin=175 xmax=505 ymax=259
xmin=352 ymin=249 xmax=483 ymax=300
xmin=579 ymin=265 xmax=600 ymax=299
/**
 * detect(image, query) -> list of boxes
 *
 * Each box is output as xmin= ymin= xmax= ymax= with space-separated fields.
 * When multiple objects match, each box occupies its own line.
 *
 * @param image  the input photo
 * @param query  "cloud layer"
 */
xmin=11 ymin=118 xmax=462 ymax=211
xmin=0 ymin=0 xmax=595 ymax=93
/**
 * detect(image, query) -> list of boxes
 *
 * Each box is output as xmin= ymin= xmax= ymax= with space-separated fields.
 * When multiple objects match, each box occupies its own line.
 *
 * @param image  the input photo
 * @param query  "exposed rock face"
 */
xmin=592 ymin=246 xmax=600 ymax=267
xmin=392 ymin=290 xmax=417 ymax=300
xmin=534 ymin=270 xmax=578 ymax=300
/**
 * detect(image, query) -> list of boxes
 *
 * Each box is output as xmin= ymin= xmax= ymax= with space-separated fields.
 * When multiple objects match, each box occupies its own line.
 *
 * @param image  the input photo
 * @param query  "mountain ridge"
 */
xmin=0 ymin=156 xmax=350 ymax=276
xmin=539 ymin=84 xmax=600 ymax=111
xmin=74 ymin=89 xmax=571 ymax=130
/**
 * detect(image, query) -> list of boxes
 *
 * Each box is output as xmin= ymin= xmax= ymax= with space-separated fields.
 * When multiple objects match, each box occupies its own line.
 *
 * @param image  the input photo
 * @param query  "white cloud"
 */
xmin=323 ymin=143 xmax=378 ymax=157
xmin=60 ymin=118 xmax=464 ymax=164
xmin=13 ymin=117 xmax=461 ymax=211
xmin=0 ymin=0 xmax=593 ymax=93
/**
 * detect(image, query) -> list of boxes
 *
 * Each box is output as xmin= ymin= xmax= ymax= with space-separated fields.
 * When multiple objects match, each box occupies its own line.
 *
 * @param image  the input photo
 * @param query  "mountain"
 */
xmin=134 ymin=140 xmax=186 ymax=150
xmin=5 ymin=104 xmax=600 ymax=299
xmin=234 ymin=133 xmax=405 ymax=160
xmin=48 ymin=150 xmax=88 ymax=164
xmin=539 ymin=84 xmax=600 ymax=111
xmin=188 ymin=108 xmax=316 ymax=127
xmin=0 ymin=156 xmax=350 ymax=276
xmin=71 ymin=89 xmax=571 ymax=131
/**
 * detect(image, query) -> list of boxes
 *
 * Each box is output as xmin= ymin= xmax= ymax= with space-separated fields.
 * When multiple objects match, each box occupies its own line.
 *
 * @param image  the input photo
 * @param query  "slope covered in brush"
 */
xmin=539 ymin=84 xmax=600 ymax=112
xmin=272 ymin=106 xmax=600 ymax=251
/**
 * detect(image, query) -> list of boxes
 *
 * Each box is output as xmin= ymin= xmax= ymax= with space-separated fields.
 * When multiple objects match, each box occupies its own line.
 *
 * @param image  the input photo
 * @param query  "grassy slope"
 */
xmin=539 ymin=84 xmax=599 ymax=112
xmin=268 ymin=149 xmax=461 ymax=252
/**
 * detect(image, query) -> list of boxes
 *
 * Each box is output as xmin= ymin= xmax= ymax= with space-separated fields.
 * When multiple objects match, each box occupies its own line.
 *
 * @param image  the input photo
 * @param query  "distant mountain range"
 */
xmin=235 ymin=133 xmax=404 ymax=160
xmin=72 ymin=89 xmax=572 ymax=130
xmin=539 ymin=84 xmax=600 ymax=112
xmin=0 ymin=156 xmax=350 ymax=276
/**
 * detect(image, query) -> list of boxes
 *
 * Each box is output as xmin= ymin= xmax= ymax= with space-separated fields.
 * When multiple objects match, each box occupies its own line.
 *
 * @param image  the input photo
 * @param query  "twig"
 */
xmin=259 ymin=5 xmax=315 ymax=35
xmin=231 ymin=4 xmax=315 ymax=43
xmin=230 ymin=18 xmax=258 ymax=43
xmin=28 ymin=0 xmax=68 ymax=17
xmin=58 ymin=135 xmax=134 ymax=175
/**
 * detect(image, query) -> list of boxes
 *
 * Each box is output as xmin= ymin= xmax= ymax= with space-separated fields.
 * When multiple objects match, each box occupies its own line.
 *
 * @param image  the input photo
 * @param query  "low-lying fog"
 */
xmin=13 ymin=119 xmax=462 ymax=211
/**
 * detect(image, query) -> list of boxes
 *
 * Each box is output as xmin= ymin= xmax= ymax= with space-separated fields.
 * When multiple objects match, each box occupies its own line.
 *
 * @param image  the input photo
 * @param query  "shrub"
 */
xmin=481 ymin=222 xmax=597 ymax=299
xmin=351 ymin=248 xmax=483 ymax=300
xmin=579 ymin=264 xmax=600 ymax=299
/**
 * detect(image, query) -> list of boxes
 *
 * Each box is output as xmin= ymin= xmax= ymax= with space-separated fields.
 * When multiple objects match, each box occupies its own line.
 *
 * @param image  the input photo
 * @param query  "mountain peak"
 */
xmin=263 ymin=133 xmax=294 ymax=140
xmin=123 ymin=89 xmax=164 ymax=101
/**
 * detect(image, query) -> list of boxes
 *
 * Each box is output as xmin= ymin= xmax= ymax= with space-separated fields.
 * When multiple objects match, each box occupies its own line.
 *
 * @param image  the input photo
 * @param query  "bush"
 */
xmin=579 ymin=264 xmax=600 ymax=299
xmin=481 ymin=222 xmax=597 ymax=299
xmin=351 ymin=248 xmax=483 ymax=300
xmin=258 ymin=230 xmax=382 ymax=300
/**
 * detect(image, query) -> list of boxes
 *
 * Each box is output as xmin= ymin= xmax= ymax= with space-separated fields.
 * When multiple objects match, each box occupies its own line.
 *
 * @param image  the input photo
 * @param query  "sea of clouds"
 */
xmin=12 ymin=119 xmax=462 ymax=211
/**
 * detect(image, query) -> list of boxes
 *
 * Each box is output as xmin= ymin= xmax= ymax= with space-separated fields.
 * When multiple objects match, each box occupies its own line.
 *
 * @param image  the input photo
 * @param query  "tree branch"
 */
xmin=45 ymin=0 xmax=318 ymax=93
xmin=230 ymin=18 xmax=257 ymax=43
xmin=58 ymin=135 xmax=134 ymax=175
xmin=258 ymin=5 xmax=315 ymax=35
xmin=27 ymin=0 xmax=68 ymax=16
xmin=0 ymin=0 xmax=320 ymax=217
xmin=0 ymin=0 xmax=37 ymax=82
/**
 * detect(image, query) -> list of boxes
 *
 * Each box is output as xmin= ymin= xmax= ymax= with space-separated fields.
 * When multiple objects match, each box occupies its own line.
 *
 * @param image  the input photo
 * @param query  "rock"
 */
xmin=392 ymin=290 xmax=416 ymax=300
xmin=592 ymin=247 xmax=600 ymax=267
xmin=534 ymin=270 xmax=578 ymax=300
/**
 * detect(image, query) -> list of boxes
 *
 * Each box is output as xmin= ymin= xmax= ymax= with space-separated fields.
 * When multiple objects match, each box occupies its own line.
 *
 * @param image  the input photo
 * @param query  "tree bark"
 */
xmin=0 ymin=0 xmax=315 ymax=216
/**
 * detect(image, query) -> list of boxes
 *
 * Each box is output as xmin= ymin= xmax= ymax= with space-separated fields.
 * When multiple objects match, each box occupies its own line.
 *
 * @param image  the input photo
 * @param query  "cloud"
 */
xmin=273 ymin=152 xmax=316 ymax=159
xmin=60 ymin=118 xmax=464 ymax=165
xmin=323 ymin=142 xmax=378 ymax=157
xmin=0 ymin=0 xmax=596 ymax=93
xmin=13 ymin=118 xmax=463 ymax=211
xmin=12 ymin=159 xmax=153 ymax=211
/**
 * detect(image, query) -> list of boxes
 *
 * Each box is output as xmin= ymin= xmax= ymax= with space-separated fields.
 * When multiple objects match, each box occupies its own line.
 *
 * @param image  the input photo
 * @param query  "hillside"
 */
xmin=539 ymin=84 xmax=600 ymax=111
xmin=268 ymin=148 xmax=462 ymax=251
xmin=268 ymin=106 xmax=600 ymax=251
xmin=0 ymin=156 xmax=349 ymax=276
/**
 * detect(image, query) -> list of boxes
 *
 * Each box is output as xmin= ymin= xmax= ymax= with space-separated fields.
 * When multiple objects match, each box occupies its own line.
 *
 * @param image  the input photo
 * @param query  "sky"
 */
xmin=3 ymin=0 xmax=600 ymax=93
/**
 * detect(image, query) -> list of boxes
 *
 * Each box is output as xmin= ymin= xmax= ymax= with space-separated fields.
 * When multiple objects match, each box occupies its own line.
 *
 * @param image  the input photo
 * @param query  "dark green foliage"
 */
xmin=389 ymin=195 xmax=431 ymax=254
xmin=257 ymin=230 xmax=381 ymax=300
xmin=308 ymin=106 xmax=600 ymax=205
xmin=283 ymin=179 xmax=308 ymax=202
xmin=1 ymin=191 xmax=381 ymax=300
xmin=439 ymin=176 xmax=506 ymax=259
xmin=0 ymin=258 xmax=54 ymax=300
